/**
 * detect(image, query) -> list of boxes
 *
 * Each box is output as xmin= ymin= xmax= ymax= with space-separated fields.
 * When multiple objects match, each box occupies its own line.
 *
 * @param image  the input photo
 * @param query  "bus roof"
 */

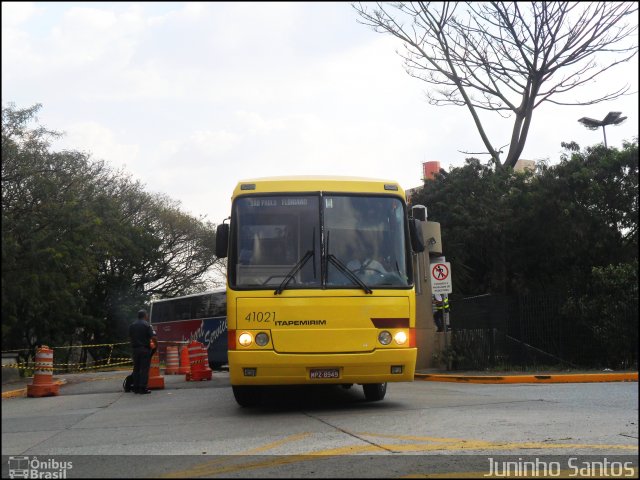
xmin=232 ymin=176 xmax=406 ymax=199
xmin=150 ymin=288 xmax=226 ymax=304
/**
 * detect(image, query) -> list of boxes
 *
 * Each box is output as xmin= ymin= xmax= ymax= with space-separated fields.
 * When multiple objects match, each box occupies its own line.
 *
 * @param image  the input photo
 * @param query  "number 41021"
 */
xmin=244 ymin=311 xmax=275 ymax=322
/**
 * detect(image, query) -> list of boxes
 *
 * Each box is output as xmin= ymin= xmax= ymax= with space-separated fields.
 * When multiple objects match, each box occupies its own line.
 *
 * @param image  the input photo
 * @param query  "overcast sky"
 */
xmin=3 ymin=2 xmax=638 ymax=224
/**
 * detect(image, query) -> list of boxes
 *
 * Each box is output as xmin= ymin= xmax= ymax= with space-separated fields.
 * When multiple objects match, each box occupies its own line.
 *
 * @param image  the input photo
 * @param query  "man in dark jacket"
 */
xmin=129 ymin=309 xmax=156 ymax=394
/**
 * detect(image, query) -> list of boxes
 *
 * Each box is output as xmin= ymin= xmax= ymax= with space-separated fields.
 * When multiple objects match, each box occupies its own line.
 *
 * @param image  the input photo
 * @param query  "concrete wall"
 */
xmin=413 ymin=221 xmax=451 ymax=370
xmin=2 ymin=353 xmax=20 ymax=384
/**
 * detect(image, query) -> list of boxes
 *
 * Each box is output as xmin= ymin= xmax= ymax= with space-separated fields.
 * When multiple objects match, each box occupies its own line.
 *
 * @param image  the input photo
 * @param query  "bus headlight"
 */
xmin=238 ymin=332 xmax=253 ymax=347
xmin=394 ymin=331 xmax=408 ymax=345
xmin=378 ymin=331 xmax=392 ymax=345
xmin=255 ymin=332 xmax=270 ymax=347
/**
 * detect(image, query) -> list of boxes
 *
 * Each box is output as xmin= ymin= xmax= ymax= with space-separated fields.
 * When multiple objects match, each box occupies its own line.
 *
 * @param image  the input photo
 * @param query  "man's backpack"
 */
xmin=123 ymin=374 xmax=134 ymax=392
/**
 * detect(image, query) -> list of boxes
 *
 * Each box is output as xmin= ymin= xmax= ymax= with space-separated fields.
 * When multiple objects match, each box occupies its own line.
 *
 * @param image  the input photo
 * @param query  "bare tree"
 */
xmin=353 ymin=2 xmax=638 ymax=168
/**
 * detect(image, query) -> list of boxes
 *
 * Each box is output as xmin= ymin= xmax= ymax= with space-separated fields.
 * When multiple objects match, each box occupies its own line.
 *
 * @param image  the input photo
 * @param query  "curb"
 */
xmin=414 ymin=372 xmax=638 ymax=384
xmin=1 ymin=378 xmax=67 ymax=399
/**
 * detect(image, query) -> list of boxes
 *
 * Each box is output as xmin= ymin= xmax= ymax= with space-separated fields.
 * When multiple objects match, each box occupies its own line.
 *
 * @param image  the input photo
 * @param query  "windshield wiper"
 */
xmin=274 ymin=251 xmax=313 ymax=295
xmin=325 ymin=230 xmax=372 ymax=294
xmin=274 ymin=228 xmax=316 ymax=295
xmin=326 ymin=254 xmax=373 ymax=294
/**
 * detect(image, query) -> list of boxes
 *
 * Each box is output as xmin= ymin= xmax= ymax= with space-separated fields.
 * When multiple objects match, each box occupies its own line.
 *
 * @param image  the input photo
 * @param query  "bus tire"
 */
xmin=232 ymin=386 xmax=261 ymax=407
xmin=362 ymin=382 xmax=387 ymax=401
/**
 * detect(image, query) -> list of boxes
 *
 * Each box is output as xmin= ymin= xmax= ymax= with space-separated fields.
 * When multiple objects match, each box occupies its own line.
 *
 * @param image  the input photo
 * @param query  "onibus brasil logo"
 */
xmin=8 ymin=456 xmax=72 ymax=479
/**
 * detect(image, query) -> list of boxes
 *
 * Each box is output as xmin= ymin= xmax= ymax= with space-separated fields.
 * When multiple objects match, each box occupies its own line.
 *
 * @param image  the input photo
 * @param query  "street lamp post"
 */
xmin=578 ymin=111 xmax=627 ymax=148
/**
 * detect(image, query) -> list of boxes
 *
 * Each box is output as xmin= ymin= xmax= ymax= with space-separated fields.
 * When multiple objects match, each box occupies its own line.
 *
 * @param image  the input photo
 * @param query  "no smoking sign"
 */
xmin=430 ymin=262 xmax=452 ymax=294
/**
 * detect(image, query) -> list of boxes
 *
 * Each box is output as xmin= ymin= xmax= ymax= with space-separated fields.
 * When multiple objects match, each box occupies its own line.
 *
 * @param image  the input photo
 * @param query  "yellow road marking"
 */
xmin=160 ymin=432 xmax=312 ymax=478
xmin=403 ymin=473 xmax=491 ymax=479
xmin=1 ymin=388 xmax=27 ymax=399
xmin=243 ymin=432 xmax=312 ymax=454
xmin=163 ymin=446 xmax=378 ymax=478
xmin=372 ymin=441 xmax=636 ymax=453
xmin=355 ymin=433 xmax=637 ymax=452
xmin=1 ymin=378 xmax=67 ymax=399
xmin=162 ymin=433 xmax=637 ymax=478
xmin=358 ymin=432 xmax=465 ymax=443
xmin=414 ymin=373 xmax=638 ymax=384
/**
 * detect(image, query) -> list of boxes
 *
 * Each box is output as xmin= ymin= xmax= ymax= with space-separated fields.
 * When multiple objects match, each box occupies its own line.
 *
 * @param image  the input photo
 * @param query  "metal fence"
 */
xmin=446 ymin=293 xmax=638 ymax=371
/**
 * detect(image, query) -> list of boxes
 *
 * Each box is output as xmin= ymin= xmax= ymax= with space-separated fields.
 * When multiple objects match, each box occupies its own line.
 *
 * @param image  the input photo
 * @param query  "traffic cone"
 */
xmin=199 ymin=343 xmax=213 ymax=380
xmin=164 ymin=345 xmax=180 ymax=375
xmin=27 ymin=346 xmax=59 ymax=397
xmin=178 ymin=344 xmax=190 ymax=376
xmin=147 ymin=350 xmax=165 ymax=389
xmin=186 ymin=341 xmax=212 ymax=381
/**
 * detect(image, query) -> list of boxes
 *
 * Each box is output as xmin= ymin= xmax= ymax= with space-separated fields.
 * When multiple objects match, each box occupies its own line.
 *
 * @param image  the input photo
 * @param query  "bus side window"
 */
xmin=212 ymin=293 xmax=226 ymax=317
xmin=177 ymin=299 xmax=191 ymax=320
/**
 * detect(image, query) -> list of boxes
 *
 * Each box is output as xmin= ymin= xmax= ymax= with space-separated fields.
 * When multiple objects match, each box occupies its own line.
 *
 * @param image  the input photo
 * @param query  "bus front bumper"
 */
xmin=229 ymin=348 xmax=417 ymax=385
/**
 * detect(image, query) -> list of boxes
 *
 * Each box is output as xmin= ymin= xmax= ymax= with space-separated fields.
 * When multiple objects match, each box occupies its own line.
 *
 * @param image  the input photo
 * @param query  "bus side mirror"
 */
xmin=409 ymin=218 xmax=426 ymax=253
xmin=215 ymin=223 xmax=229 ymax=259
xmin=412 ymin=205 xmax=427 ymax=222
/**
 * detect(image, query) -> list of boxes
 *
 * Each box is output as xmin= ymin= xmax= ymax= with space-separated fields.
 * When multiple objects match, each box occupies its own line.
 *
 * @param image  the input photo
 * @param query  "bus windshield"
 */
xmin=325 ymin=195 xmax=409 ymax=288
xmin=230 ymin=194 xmax=410 ymax=289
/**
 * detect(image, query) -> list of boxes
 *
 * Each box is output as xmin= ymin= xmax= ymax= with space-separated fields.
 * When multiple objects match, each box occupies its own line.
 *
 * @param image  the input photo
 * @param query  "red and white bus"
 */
xmin=149 ymin=289 xmax=228 ymax=368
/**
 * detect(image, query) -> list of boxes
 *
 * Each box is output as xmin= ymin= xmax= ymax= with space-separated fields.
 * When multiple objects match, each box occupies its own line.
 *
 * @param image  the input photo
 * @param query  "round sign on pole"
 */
xmin=431 ymin=263 xmax=449 ymax=281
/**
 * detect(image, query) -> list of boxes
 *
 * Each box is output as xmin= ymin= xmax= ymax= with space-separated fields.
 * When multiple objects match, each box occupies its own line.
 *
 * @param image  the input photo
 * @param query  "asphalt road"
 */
xmin=1 ymin=371 xmax=638 ymax=478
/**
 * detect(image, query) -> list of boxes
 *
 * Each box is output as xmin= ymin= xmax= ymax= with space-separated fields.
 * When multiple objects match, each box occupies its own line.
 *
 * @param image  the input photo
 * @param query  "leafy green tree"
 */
xmin=85 ymin=184 xmax=219 ymax=343
xmin=2 ymin=104 xmax=222 ymax=359
xmin=414 ymin=139 xmax=637 ymax=367
xmin=2 ymin=104 xmax=105 ymax=354
xmin=412 ymin=139 xmax=638 ymax=296
xmin=412 ymin=157 xmax=532 ymax=294
xmin=562 ymin=261 xmax=638 ymax=368
xmin=509 ymin=140 xmax=638 ymax=294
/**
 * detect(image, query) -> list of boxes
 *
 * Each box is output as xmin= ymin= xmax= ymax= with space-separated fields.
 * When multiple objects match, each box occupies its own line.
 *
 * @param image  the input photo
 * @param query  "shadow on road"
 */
xmin=240 ymin=384 xmax=403 ymax=414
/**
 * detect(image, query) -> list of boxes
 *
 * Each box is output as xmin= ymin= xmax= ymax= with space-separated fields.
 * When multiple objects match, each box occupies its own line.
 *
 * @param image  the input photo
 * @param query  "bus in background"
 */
xmin=149 ymin=289 xmax=228 ymax=369
xmin=215 ymin=176 xmax=425 ymax=406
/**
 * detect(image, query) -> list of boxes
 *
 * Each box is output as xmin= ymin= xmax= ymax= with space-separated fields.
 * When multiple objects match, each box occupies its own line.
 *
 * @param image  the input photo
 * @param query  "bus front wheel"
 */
xmin=232 ymin=386 xmax=261 ymax=407
xmin=362 ymin=382 xmax=387 ymax=401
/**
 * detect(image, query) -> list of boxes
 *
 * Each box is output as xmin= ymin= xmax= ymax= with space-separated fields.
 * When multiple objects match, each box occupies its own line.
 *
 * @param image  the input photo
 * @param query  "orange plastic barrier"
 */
xmin=186 ymin=341 xmax=212 ymax=381
xmin=27 ymin=346 xmax=60 ymax=397
xmin=178 ymin=345 xmax=190 ymax=375
xmin=164 ymin=345 xmax=180 ymax=375
xmin=147 ymin=350 xmax=165 ymax=389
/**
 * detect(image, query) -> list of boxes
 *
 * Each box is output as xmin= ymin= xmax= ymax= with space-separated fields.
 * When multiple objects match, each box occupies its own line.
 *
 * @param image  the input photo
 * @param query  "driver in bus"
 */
xmin=345 ymin=230 xmax=388 ymax=274
xmin=346 ymin=247 xmax=387 ymax=274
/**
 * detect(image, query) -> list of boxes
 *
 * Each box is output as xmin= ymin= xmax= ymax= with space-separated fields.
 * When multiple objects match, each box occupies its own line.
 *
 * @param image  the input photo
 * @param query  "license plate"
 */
xmin=310 ymin=368 xmax=340 ymax=379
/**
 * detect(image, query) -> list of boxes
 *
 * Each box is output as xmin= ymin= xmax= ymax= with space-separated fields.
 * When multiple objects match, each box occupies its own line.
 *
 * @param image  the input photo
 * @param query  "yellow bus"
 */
xmin=215 ymin=176 xmax=424 ymax=406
